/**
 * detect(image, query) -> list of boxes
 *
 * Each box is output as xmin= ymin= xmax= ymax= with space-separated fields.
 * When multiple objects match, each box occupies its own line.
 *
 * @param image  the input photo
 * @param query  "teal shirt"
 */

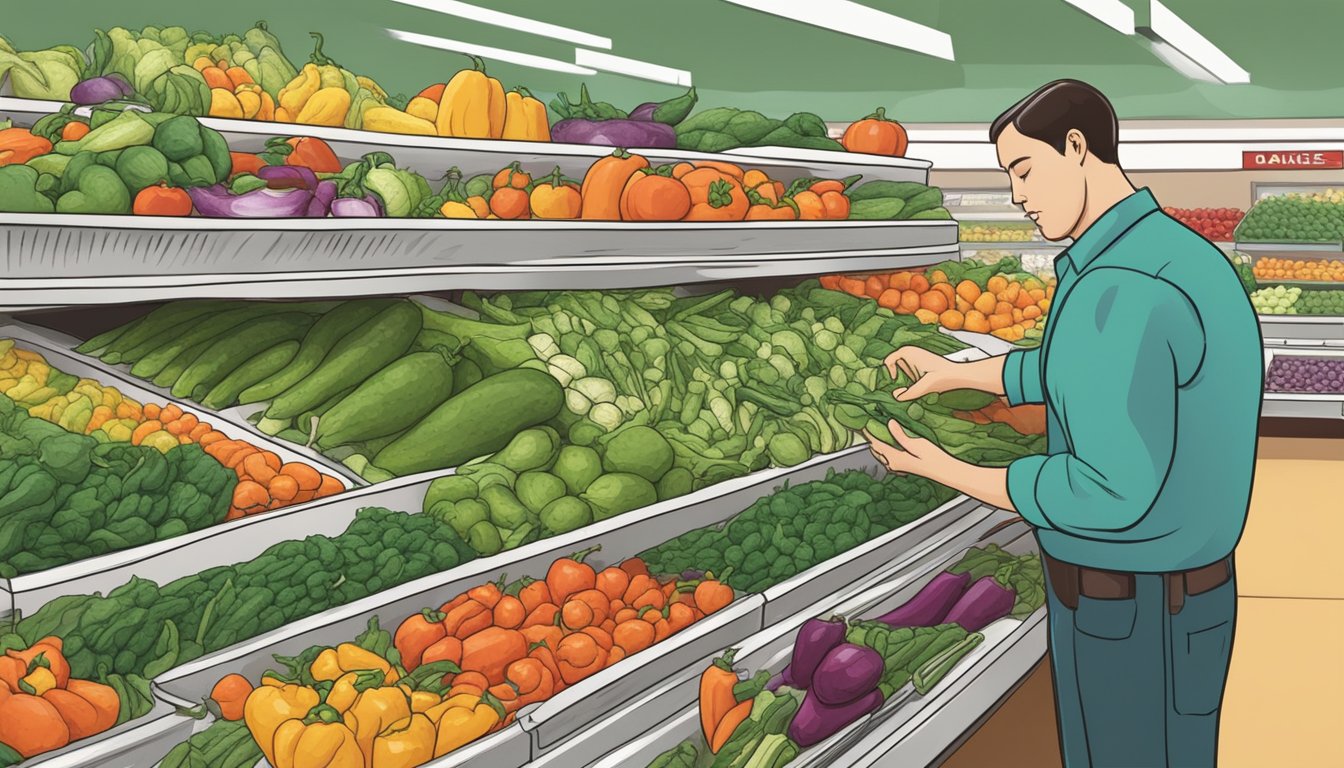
xmin=1001 ymin=189 xmax=1263 ymax=572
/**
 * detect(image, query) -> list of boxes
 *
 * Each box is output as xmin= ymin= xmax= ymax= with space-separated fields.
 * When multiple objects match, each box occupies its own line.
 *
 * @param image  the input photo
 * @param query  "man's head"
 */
xmin=990 ymin=80 xmax=1120 ymax=241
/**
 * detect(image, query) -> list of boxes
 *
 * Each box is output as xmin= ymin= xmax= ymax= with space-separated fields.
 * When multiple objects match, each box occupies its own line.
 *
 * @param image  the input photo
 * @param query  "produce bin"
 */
xmin=572 ymin=510 xmax=1043 ymax=768
xmin=19 ymin=700 xmax=192 ymax=768
xmin=1261 ymin=345 xmax=1344 ymax=419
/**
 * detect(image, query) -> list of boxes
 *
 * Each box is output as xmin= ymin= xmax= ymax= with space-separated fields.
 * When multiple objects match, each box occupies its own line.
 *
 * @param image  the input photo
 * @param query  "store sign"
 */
xmin=1242 ymin=150 xmax=1344 ymax=170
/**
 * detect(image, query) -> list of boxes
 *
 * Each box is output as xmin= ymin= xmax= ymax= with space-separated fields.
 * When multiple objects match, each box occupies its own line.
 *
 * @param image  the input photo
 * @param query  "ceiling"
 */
xmin=7 ymin=0 xmax=1343 ymax=123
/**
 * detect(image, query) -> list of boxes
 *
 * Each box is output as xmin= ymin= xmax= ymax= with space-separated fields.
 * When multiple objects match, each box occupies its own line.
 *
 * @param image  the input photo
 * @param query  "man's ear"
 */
xmin=1067 ymin=128 xmax=1087 ymax=164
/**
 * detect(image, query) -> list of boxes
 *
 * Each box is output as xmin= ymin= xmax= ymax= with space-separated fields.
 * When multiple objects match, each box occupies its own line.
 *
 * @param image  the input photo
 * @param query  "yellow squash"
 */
xmin=435 ymin=56 xmax=505 ymax=139
xmin=362 ymin=106 xmax=437 ymax=136
xmin=502 ymin=87 xmax=550 ymax=141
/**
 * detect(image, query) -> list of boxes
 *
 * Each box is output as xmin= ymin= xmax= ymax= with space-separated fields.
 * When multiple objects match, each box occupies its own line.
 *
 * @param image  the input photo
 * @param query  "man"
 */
xmin=864 ymin=80 xmax=1262 ymax=767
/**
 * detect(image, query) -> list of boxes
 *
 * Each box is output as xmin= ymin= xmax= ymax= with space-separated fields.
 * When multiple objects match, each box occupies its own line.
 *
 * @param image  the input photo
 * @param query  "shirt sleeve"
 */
xmin=1001 ymin=347 xmax=1044 ymax=405
xmin=1007 ymin=269 xmax=1206 ymax=536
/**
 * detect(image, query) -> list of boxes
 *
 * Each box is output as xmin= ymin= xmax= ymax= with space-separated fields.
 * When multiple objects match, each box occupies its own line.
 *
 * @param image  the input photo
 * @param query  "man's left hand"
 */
xmin=862 ymin=419 xmax=952 ymax=479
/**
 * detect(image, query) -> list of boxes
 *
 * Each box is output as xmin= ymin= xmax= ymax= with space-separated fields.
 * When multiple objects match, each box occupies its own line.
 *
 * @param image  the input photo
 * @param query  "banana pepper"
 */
xmin=243 ymin=681 xmax=321 ymax=767
xmin=273 ymin=704 xmax=364 ymax=768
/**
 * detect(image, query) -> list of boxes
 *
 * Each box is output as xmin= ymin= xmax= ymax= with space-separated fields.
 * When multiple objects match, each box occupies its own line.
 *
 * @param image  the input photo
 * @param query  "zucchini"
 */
xmin=201 ymin=340 xmax=300 ymax=411
xmin=151 ymin=336 xmax=219 ymax=389
xmin=264 ymin=301 xmax=422 ymax=420
xmin=72 ymin=324 xmax=129 ymax=356
xmin=849 ymin=198 xmax=907 ymax=221
xmin=848 ymin=180 xmax=930 ymax=202
xmin=899 ymin=188 xmax=945 ymax=219
xmin=101 ymin=301 xmax=226 ymax=364
xmin=373 ymin=368 xmax=564 ymax=475
xmin=908 ymin=207 xmax=952 ymax=220
xmin=130 ymin=303 xmax=303 ymax=380
xmin=316 ymin=350 xmax=455 ymax=448
xmin=171 ymin=312 xmax=315 ymax=401
xmin=239 ymin=298 xmax=398 ymax=405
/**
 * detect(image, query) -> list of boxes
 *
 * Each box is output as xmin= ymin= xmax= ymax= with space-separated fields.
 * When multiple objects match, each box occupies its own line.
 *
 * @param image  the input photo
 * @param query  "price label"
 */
xmin=1242 ymin=151 xmax=1344 ymax=170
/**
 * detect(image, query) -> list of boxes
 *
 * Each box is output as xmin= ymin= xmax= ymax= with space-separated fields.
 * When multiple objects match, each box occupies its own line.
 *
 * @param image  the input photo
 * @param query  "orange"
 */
xmin=973 ymin=292 xmax=997 ymax=315
xmin=920 ymin=290 xmax=949 ymax=314
xmin=865 ymin=276 xmax=887 ymax=298
xmin=995 ymin=300 xmax=1014 ymax=316
xmin=989 ymin=313 xmax=1013 ymax=331
xmin=964 ymin=310 xmax=991 ymax=334
xmin=929 ymin=269 xmax=949 ymax=284
xmin=931 ymin=282 xmax=956 ymax=305
xmin=939 ymin=309 xmax=965 ymax=331
xmin=914 ymin=308 xmax=939 ymax=325
xmin=955 ymin=296 xmax=973 ymax=313
xmin=889 ymin=272 xmax=913 ymax=291
xmin=956 ymin=280 xmax=981 ymax=304
xmin=878 ymin=288 xmax=902 ymax=310
xmin=986 ymin=275 xmax=1009 ymax=294
xmin=899 ymin=290 xmax=922 ymax=314
xmin=909 ymin=274 xmax=931 ymax=293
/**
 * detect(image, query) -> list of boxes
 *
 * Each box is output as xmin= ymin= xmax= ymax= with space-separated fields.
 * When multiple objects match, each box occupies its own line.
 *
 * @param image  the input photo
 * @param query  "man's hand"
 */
xmin=883 ymin=346 xmax=966 ymax=402
xmin=862 ymin=420 xmax=953 ymax=478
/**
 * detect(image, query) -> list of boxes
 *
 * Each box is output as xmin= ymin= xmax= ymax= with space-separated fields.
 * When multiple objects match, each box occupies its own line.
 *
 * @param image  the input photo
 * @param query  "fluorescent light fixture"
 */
xmin=388 ymin=0 xmax=611 ymax=49
xmin=388 ymin=30 xmax=598 ymax=75
xmin=1061 ymin=0 xmax=1135 ymax=35
xmin=1143 ymin=38 xmax=1221 ymax=84
xmin=721 ymin=0 xmax=954 ymax=61
xmin=1139 ymin=0 xmax=1249 ymax=84
xmin=574 ymin=50 xmax=692 ymax=87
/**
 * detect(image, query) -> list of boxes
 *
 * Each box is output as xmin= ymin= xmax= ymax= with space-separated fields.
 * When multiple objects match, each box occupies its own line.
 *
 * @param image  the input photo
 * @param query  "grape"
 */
xmin=1266 ymin=356 xmax=1344 ymax=393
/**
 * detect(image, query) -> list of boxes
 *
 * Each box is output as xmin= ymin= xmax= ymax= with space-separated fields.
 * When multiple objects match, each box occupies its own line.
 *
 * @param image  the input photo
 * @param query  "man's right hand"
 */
xmin=884 ymin=346 xmax=969 ymax=401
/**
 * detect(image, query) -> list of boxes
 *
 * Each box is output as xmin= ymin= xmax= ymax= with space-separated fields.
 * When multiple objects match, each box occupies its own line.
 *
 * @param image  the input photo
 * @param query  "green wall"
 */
xmin=4 ymin=0 xmax=1339 ymax=123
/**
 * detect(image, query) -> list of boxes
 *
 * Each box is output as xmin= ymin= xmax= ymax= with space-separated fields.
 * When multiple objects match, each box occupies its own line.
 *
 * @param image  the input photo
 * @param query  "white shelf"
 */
xmin=1235 ymin=241 xmax=1344 ymax=253
xmin=0 ymin=215 xmax=958 ymax=308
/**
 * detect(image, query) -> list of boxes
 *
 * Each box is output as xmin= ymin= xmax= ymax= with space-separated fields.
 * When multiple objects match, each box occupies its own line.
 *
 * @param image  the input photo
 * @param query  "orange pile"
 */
xmin=201 ymin=440 xmax=345 ymax=519
xmin=1252 ymin=257 xmax=1344 ymax=283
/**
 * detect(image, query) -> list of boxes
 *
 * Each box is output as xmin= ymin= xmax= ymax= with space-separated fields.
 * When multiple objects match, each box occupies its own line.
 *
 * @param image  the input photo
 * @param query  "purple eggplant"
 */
xmin=330 ymin=196 xmax=382 ymax=217
xmin=188 ymin=184 xmax=315 ymax=218
xmin=307 ymin=179 xmax=337 ymax=217
xmin=258 ymin=164 xmax=319 ymax=191
xmin=943 ymin=576 xmax=1015 ymax=632
xmin=550 ymin=118 xmax=678 ymax=149
xmin=629 ymin=87 xmax=698 ymax=125
xmin=765 ymin=665 xmax=797 ymax=692
xmin=789 ymin=617 xmax=847 ymax=690
xmin=70 ymin=75 xmax=135 ymax=105
xmin=875 ymin=571 xmax=971 ymax=629
xmin=812 ymin=643 xmax=884 ymax=706
xmin=788 ymin=688 xmax=885 ymax=748
xmin=629 ymin=102 xmax=659 ymax=122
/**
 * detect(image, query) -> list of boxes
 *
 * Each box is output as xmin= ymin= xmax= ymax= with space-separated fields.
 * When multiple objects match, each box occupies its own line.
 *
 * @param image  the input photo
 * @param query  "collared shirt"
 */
xmin=1001 ymin=188 xmax=1263 ymax=572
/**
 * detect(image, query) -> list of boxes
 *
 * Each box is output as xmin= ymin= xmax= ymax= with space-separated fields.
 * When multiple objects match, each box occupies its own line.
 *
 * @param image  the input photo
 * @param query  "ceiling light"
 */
xmin=1138 ymin=0 xmax=1249 ymax=84
xmin=387 ymin=30 xmax=598 ymax=75
xmin=1060 ymin=0 xmax=1136 ymax=35
xmin=388 ymin=0 xmax=611 ymax=49
xmin=574 ymin=50 xmax=692 ymax=87
xmin=720 ymin=0 xmax=954 ymax=61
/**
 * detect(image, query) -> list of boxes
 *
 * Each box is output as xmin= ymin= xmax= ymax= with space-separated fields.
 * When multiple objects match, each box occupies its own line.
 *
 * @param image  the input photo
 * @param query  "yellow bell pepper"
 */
xmin=409 ymin=691 xmax=441 ymax=714
xmin=343 ymin=686 xmax=412 ymax=763
xmin=372 ymin=714 xmax=436 ymax=768
xmin=276 ymin=64 xmax=320 ymax=122
xmin=244 ymin=682 xmax=321 ymax=767
xmin=502 ymin=87 xmax=551 ymax=142
xmin=326 ymin=669 xmax=387 ymax=714
xmin=431 ymin=694 xmax=504 ymax=757
xmin=337 ymin=643 xmax=399 ymax=682
xmin=435 ymin=56 xmax=505 ymax=139
xmin=406 ymin=96 xmax=439 ymax=123
xmin=273 ymin=705 xmax=364 ymax=768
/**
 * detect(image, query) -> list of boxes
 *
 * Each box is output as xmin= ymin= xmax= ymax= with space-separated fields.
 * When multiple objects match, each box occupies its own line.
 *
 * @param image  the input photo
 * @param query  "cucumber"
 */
xmin=172 ymin=313 xmax=315 ymax=401
xmin=848 ymin=180 xmax=930 ymax=202
xmin=849 ymin=197 xmax=907 ymax=221
xmin=899 ymin=187 xmax=945 ymax=219
xmin=151 ymin=336 xmax=221 ymax=389
xmin=316 ymin=350 xmax=455 ymax=448
xmin=452 ymin=357 xmax=484 ymax=395
xmin=130 ymin=303 xmax=308 ymax=380
xmin=295 ymin=386 xmax=356 ymax=442
xmin=265 ymin=301 xmax=422 ymax=420
xmin=201 ymin=340 xmax=300 ymax=411
xmin=239 ymin=298 xmax=398 ymax=405
xmin=908 ymin=207 xmax=952 ymax=220
xmin=101 ymin=302 xmax=226 ymax=364
xmin=373 ymin=368 xmax=564 ymax=475
xmin=72 ymin=324 xmax=129 ymax=356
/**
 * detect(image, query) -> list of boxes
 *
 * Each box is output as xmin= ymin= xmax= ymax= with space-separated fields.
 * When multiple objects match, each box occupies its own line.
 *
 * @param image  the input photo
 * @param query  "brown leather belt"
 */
xmin=1042 ymin=552 xmax=1232 ymax=615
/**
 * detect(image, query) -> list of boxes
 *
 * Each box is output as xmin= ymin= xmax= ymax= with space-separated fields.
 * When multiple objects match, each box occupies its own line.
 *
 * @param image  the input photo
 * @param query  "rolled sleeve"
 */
xmin=1009 ymin=270 xmax=1205 ymax=537
xmin=1001 ymin=348 xmax=1044 ymax=406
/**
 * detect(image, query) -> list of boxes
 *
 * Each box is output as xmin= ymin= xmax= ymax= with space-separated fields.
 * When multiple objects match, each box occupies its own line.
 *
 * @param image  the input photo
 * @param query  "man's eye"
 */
xmin=1019 ymin=171 xmax=1030 ymax=181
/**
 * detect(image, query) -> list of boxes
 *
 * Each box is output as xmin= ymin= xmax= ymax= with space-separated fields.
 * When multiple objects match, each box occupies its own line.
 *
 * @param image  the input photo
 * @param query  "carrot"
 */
xmin=493 ymin=595 xmax=527 ymax=630
xmin=267 ymin=474 xmax=300 ymax=503
xmin=666 ymin=602 xmax=696 ymax=634
xmin=442 ymin=601 xmax=489 ymax=637
xmin=580 ymin=626 xmax=614 ymax=652
xmin=612 ymin=620 xmax=655 ymax=656
xmin=460 ymin=627 xmax=529 ymax=686
xmin=546 ymin=547 xmax=598 ymax=605
xmin=622 ymin=574 xmax=656 ymax=605
xmin=517 ymin=580 xmax=552 ymax=614
xmin=700 ymin=650 xmax=740 ymax=747
xmin=560 ymin=600 xmax=594 ymax=631
xmin=711 ymin=700 xmax=753 ymax=753
xmin=694 ymin=579 xmax=734 ymax=615
xmin=231 ymin=481 xmax=269 ymax=514
xmin=160 ymin=404 xmax=183 ymax=422
xmin=188 ymin=422 xmax=213 ymax=441
xmin=594 ymin=567 xmax=630 ymax=601
xmin=198 ymin=431 xmax=229 ymax=451
xmin=316 ymin=475 xmax=344 ymax=498
xmin=171 ymin=413 xmax=199 ymax=434
xmin=142 ymin=403 xmax=161 ymax=420
xmin=522 ymin=603 xmax=560 ymax=629
xmin=619 ymin=557 xmax=649 ymax=579
xmin=130 ymin=420 xmax=161 ymax=445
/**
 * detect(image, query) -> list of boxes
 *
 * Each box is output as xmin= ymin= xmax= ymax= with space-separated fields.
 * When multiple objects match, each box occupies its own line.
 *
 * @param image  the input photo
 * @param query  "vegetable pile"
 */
xmin=1253 ymin=285 xmax=1344 ymax=315
xmin=1165 ymin=206 xmax=1244 ymax=243
xmin=648 ymin=546 xmax=1045 ymax=767
xmin=959 ymin=222 xmax=1037 ymax=243
xmin=821 ymin=257 xmax=1056 ymax=344
xmin=1238 ymin=190 xmax=1344 ymax=243
xmin=1252 ymin=256 xmax=1344 ymax=283
xmin=0 ymin=635 xmax=124 ymax=762
xmin=1265 ymin=355 xmax=1344 ymax=394
xmin=640 ymin=470 xmax=958 ymax=594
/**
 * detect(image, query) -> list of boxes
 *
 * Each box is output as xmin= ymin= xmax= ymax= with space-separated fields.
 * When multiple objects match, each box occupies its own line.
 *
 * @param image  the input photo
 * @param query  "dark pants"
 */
xmin=1044 ymin=558 xmax=1237 ymax=768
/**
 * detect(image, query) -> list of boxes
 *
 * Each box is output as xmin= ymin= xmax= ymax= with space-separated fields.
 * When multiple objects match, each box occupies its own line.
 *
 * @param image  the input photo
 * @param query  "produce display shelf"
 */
xmin=20 ymin=700 xmax=192 ymax=768
xmin=150 ymin=454 xmax=977 ymax=768
xmin=0 ymin=214 xmax=959 ymax=309
xmin=1261 ymin=346 xmax=1344 ymax=419
xmin=959 ymin=242 xmax=1064 ymax=251
xmin=567 ymin=510 xmax=1041 ymax=768
xmin=0 ymin=97 xmax=933 ymax=184
xmin=1258 ymin=315 xmax=1344 ymax=342
xmin=1234 ymin=241 xmax=1344 ymax=253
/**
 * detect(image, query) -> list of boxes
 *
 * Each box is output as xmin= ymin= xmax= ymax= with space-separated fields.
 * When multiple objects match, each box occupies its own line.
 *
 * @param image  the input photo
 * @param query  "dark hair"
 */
xmin=990 ymin=79 xmax=1120 ymax=165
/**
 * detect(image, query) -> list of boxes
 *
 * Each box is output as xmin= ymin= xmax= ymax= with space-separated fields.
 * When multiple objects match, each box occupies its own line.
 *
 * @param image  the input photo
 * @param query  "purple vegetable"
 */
xmin=765 ymin=665 xmax=796 ymax=692
xmin=812 ymin=643 xmax=884 ymax=706
xmin=257 ymin=164 xmax=319 ymax=191
xmin=550 ymin=118 xmax=678 ymax=149
xmin=307 ymin=180 xmax=337 ymax=217
xmin=943 ymin=576 xmax=1015 ymax=632
xmin=330 ymin=196 xmax=382 ymax=217
xmin=788 ymin=689 xmax=884 ymax=748
xmin=875 ymin=571 xmax=971 ymax=629
xmin=188 ymin=184 xmax=315 ymax=218
xmin=628 ymin=102 xmax=658 ymax=122
xmin=70 ymin=75 xmax=135 ymax=105
xmin=680 ymin=569 xmax=705 ymax=581
xmin=789 ymin=617 xmax=846 ymax=690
